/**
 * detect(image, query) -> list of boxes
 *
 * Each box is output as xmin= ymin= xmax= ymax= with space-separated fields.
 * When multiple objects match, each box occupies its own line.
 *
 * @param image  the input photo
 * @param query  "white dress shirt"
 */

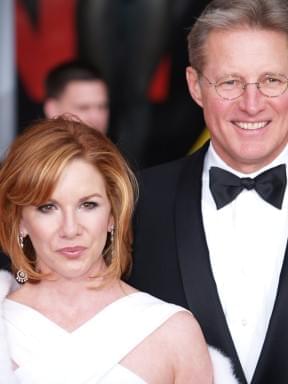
xmin=202 ymin=143 xmax=288 ymax=383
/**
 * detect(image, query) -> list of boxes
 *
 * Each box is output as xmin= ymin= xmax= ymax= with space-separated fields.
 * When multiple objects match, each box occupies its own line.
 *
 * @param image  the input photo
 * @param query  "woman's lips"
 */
xmin=57 ymin=246 xmax=87 ymax=258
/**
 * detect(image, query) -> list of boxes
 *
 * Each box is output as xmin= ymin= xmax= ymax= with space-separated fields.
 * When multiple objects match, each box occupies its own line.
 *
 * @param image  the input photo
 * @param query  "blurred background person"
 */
xmin=43 ymin=60 xmax=110 ymax=135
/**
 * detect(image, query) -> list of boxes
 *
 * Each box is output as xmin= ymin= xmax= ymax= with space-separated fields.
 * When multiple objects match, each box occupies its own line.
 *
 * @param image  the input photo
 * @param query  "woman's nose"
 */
xmin=59 ymin=211 xmax=81 ymax=238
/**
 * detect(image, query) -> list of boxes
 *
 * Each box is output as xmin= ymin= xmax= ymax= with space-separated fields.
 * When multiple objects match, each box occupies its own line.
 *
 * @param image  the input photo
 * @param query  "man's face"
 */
xmin=46 ymin=80 xmax=109 ymax=134
xmin=186 ymin=29 xmax=288 ymax=173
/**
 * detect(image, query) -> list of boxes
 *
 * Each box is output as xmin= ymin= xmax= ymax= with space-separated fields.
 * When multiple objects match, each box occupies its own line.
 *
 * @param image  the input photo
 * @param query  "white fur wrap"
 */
xmin=208 ymin=346 xmax=240 ymax=383
xmin=0 ymin=270 xmax=19 ymax=384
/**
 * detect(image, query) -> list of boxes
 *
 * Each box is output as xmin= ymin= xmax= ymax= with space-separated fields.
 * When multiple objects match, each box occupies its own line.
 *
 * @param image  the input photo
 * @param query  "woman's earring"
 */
xmin=16 ymin=232 xmax=28 ymax=283
xmin=110 ymin=225 xmax=114 ymax=244
xmin=109 ymin=225 xmax=114 ymax=256
xmin=15 ymin=269 xmax=28 ymax=284
xmin=18 ymin=232 xmax=24 ymax=249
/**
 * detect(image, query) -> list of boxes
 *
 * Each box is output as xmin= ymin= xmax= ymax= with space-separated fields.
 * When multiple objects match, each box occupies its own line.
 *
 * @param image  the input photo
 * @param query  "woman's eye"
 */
xmin=37 ymin=204 xmax=56 ymax=213
xmin=81 ymin=201 xmax=98 ymax=209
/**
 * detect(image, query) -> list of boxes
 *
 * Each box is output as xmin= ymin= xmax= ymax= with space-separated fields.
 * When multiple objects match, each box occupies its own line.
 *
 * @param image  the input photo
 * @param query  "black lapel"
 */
xmin=251 ymin=243 xmax=288 ymax=384
xmin=175 ymin=144 xmax=247 ymax=384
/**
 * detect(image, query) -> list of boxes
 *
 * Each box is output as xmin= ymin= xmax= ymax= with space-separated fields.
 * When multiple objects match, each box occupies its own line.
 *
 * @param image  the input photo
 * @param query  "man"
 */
xmin=44 ymin=61 xmax=109 ymax=134
xmin=129 ymin=0 xmax=288 ymax=383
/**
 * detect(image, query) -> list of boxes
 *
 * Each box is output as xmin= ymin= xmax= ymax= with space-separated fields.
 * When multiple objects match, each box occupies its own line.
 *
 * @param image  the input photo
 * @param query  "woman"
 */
xmin=0 ymin=117 xmax=237 ymax=383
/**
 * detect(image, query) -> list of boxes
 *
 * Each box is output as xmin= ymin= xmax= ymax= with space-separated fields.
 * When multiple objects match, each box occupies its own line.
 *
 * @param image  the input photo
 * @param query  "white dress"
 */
xmin=0 ymin=271 xmax=239 ymax=384
xmin=3 ymin=292 xmax=184 ymax=384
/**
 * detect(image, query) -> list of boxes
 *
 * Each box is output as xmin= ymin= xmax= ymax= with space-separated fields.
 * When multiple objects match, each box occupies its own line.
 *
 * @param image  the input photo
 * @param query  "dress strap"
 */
xmin=74 ymin=292 xmax=185 ymax=383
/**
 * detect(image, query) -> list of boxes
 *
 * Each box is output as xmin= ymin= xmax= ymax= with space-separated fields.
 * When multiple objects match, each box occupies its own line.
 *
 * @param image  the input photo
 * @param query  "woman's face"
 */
xmin=20 ymin=158 xmax=114 ymax=281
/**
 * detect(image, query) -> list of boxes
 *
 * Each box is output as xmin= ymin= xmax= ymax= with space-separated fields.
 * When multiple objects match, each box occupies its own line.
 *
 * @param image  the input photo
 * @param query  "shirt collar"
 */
xmin=204 ymin=142 xmax=288 ymax=178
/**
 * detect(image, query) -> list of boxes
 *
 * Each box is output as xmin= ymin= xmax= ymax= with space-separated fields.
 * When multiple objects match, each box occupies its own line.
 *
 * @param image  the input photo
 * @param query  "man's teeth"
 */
xmin=235 ymin=121 xmax=267 ymax=130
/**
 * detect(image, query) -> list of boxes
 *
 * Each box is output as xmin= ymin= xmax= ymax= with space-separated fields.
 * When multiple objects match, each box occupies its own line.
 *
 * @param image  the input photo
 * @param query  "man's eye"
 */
xmin=37 ymin=204 xmax=55 ymax=213
xmin=263 ymin=76 xmax=282 ymax=85
xmin=81 ymin=201 xmax=98 ymax=209
xmin=219 ymin=79 xmax=241 ymax=88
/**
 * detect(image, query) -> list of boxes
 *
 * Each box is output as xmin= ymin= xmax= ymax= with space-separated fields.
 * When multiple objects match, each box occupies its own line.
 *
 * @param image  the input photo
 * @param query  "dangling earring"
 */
xmin=110 ymin=225 xmax=114 ymax=242
xmin=18 ymin=232 xmax=24 ymax=249
xmin=15 ymin=269 xmax=28 ymax=284
xmin=16 ymin=232 xmax=28 ymax=283
xmin=109 ymin=225 xmax=114 ymax=255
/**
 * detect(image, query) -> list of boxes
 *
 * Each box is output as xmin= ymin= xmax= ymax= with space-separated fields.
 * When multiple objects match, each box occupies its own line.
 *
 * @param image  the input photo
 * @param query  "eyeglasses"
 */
xmin=201 ymin=73 xmax=288 ymax=100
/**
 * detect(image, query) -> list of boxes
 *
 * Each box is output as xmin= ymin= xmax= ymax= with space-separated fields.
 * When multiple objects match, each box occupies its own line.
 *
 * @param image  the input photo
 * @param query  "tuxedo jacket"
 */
xmin=128 ymin=143 xmax=288 ymax=384
xmin=0 ymin=252 xmax=11 ymax=271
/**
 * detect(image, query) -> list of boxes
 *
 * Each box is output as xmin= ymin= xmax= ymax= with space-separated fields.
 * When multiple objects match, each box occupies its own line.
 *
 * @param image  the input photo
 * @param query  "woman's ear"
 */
xmin=186 ymin=66 xmax=204 ymax=108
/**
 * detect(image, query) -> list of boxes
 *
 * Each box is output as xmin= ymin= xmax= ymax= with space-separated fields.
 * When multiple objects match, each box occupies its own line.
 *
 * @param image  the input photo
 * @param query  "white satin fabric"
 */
xmin=3 ymin=292 xmax=183 ymax=384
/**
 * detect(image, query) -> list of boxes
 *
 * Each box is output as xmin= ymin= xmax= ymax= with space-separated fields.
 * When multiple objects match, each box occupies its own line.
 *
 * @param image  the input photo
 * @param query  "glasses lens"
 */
xmin=215 ymin=78 xmax=244 ymax=100
xmin=259 ymin=74 xmax=288 ymax=97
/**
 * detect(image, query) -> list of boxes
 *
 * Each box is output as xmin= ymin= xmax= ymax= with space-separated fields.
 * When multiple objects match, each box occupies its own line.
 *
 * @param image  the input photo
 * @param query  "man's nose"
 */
xmin=238 ymin=83 xmax=265 ymax=115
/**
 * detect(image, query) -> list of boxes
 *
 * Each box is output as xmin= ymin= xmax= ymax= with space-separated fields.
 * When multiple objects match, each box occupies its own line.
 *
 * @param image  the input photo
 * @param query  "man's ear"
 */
xmin=186 ymin=66 xmax=204 ymax=108
xmin=43 ymin=99 xmax=59 ymax=118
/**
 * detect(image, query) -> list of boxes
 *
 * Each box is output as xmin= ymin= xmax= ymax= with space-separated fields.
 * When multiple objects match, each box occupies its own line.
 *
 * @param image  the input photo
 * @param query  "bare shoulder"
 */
xmin=161 ymin=309 xmax=203 ymax=336
xmin=121 ymin=307 xmax=212 ymax=384
xmin=158 ymin=310 xmax=213 ymax=384
xmin=157 ymin=310 xmax=206 ymax=347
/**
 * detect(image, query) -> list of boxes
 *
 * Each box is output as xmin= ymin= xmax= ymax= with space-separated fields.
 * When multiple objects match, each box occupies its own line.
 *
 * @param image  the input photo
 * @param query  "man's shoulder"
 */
xmin=138 ymin=144 xmax=208 ymax=184
xmin=140 ymin=156 xmax=189 ymax=179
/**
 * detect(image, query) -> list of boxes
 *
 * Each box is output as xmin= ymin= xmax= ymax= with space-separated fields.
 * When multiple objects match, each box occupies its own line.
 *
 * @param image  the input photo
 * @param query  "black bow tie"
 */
xmin=209 ymin=164 xmax=287 ymax=210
